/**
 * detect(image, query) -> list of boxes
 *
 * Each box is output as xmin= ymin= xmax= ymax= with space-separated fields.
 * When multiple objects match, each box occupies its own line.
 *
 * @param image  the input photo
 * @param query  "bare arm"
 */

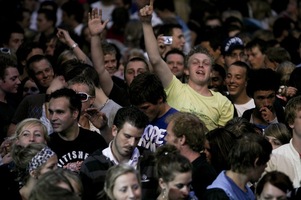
xmin=56 ymin=28 xmax=92 ymax=65
xmin=88 ymin=8 xmax=113 ymax=96
xmin=139 ymin=0 xmax=173 ymax=88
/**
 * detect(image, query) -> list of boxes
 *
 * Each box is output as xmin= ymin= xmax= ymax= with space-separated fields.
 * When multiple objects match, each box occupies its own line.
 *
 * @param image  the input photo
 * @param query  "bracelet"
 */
xmin=70 ymin=43 xmax=78 ymax=50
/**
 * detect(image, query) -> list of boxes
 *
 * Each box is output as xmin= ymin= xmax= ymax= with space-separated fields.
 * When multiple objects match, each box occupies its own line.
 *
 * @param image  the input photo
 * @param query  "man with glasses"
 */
xmin=47 ymin=88 xmax=108 ymax=173
xmin=222 ymin=36 xmax=247 ymax=71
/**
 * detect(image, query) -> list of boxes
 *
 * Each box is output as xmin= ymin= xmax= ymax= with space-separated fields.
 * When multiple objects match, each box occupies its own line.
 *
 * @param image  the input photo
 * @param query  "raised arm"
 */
xmin=56 ymin=28 xmax=92 ymax=65
xmin=139 ymin=0 xmax=173 ymax=88
xmin=88 ymin=8 xmax=113 ymax=96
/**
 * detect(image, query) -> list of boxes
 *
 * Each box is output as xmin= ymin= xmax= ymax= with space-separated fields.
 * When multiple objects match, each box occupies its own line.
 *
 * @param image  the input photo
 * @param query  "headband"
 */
xmin=28 ymin=147 xmax=55 ymax=172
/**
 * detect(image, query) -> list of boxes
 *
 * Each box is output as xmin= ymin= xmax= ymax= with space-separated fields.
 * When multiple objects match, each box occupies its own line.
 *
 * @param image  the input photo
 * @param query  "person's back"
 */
xmin=205 ymin=133 xmax=272 ymax=200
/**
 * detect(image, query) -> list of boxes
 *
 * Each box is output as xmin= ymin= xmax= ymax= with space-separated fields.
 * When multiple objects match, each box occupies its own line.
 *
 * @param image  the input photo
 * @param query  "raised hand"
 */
xmin=88 ymin=8 xmax=109 ymax=37
xmin=138 ymin=0 xmax=154 ymax=23
xmin=56 ymin=28 xmax=73 ymax=45
xmin=84 ymin=108 xmax=108 ymax=129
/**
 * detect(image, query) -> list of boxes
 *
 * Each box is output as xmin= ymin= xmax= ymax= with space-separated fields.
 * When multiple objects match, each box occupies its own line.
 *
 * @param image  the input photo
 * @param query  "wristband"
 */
xmin=70 ymin=43 xmax=78 ymax=50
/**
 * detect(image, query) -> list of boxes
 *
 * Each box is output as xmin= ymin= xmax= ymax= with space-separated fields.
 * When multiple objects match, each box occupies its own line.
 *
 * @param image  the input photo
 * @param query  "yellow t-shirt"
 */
xmin=165 ymin=76 xmax=234 ymax=131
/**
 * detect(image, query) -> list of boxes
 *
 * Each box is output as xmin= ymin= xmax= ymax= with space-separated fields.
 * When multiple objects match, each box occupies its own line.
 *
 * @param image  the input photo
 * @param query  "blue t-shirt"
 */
xmin=138 ymin=107 xmax=178 ymax=152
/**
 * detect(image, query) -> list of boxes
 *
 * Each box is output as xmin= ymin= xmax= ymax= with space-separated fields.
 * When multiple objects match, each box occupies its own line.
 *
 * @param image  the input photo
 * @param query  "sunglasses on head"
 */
xmin=76 ymin=92 xmax=94 ymax=102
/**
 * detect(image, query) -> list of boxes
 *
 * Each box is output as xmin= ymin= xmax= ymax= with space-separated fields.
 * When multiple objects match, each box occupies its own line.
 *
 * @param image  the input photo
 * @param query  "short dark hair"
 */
xmin=0 ymin=54 xmax=17 ymax=80
xmin=247 ymin=68 xmax=280 ymax=97
xmin=49 ymin=88 xmax=82 ymax=118
xmin=37 ymin=8 xmax=57 ymax=27
xmin=245 ymin=38 xmax=267 ymax=54
xmin=129 ymin=72 xmax=166 ymax=105
xmin=113 ymin=106 xmax=149 ymax=131
xmin=26 ymin=54 xmax=53 ymax=79
xmin=164 ymin=48 xmax=185 ymax=62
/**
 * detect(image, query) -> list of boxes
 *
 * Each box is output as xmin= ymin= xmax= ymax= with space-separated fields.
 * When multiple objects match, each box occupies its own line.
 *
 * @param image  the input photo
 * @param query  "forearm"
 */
xmin=91 ymin=35 xmax=113 ymax=95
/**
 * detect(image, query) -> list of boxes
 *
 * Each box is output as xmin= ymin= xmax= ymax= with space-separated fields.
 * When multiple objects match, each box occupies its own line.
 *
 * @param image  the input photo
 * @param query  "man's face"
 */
xmin=224 ymin=49 xmax=247 ymax=68
xmin=289 ymin=110 xmax=301 ymax=137
xmin=171 ymin=28 xmax=185 ymax=51
xmin=165 ymin=121 xmax=181 ymax=150
xmin=166 ymin=53 xmax=185 ymax=78
xmin=112 ymin=122 xmax=144 ymax=159
xmin=37 ymin=13 xmax=53 ymax=33
xmin=253 ymin=90 xmax=276 ymax=112
xmin=187 ymin=53 xmax=212 ymax=85
xmin=30 ymin=59 xmax=54 ymax=88
xmin=137 ymin=101 xmax=162 ymax=122
xmin=49 ymin=97 xmax=78 ymax=133
xmin=0 ymin=67 xmax=20 ymax=94
xmin=246 ymin=46 xmax=265 ymax=70
xmin=124 ymin=60 xmax=148 ymax=86
xmin=104 ymin=53 xmax=118 ymax=76
xmin=68 ymin=83 xmax=95 ymax=113
xmin=209 ymin=70 xmax=224 ymax=92
xmin=7 ymin=33 xmax=24 ymax=53
xmin=225 ymin=65 xmax=247 ymax=98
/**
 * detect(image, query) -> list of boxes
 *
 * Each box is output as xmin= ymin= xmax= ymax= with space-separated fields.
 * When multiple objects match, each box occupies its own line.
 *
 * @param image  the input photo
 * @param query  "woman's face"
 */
xmin=113 ymin=172 xmax=141 ymax=200
xmin=165 ymin=171 xmax=192 ymax=200
xmin=203 ymin=139 xmax=212 ymax=164
xmin=17 ymin=124 xmax=47 ymax=146
xmin=257 ymin=182 xmax=287 ymax=200
xmin=265 ymin=136 xmax=282 ymax=149
xmin=38 ymin=155 xmax=58 ymax=176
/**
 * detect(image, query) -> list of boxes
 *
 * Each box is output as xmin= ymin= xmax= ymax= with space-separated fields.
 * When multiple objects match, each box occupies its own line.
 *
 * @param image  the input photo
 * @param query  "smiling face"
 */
xmin=0 ymin=67 xmax=20 ymax=94
xmin=225 ymin=64 xmax=248 ymax=99
xmin=30 ymin=59 xmax=54 ymax=88
xmin=113 ymin=172 xmax=142 ymax=200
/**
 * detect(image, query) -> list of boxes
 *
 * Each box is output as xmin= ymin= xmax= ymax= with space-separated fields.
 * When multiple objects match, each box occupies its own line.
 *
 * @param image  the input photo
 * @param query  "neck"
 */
xmin=226 ymin=170 xmax=249 ymax=191
xmin=188 ymin=80 xmax=212 ymax=96
xmin=0 ymin=91 xmax=6 ymax=103
xmin=111 ymin=140 xmax=130 ymax=163
xmin=58 ymin=123 xmax=79 ymax=141
xmin=231 ymin=92 xmax=251 ymax=104
xmin=157 ymin=103 xmax=171 ymax=119
xmin=292 ymin=133 xmax=301 ymax=154
xmin=180 ymin=146 xmax=200 ymax=163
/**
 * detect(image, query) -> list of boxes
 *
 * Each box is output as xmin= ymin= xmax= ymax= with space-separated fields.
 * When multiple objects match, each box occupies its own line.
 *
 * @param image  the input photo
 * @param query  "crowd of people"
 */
xmin=1 ymin=0 xmax=301 ymax=199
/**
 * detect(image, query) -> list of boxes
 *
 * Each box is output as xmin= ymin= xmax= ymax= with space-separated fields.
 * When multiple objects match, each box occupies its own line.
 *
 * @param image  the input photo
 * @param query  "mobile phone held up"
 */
xmin=163 ymin=36 xmax=173 ymax=45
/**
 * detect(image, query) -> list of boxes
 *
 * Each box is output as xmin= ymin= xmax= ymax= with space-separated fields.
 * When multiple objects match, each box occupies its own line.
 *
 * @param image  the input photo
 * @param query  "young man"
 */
xmin=225 ymin=61 xmax=255 ymax=117
xmin=242 ymin=68 xmax=284 ymax=130
xmin=222 ymin=36 xmax=247 ymax=70
xmin=245 ymin=38 xmax=267 ymax=70
xmin=129 ymin=72 xmax=178 ymax=152
xmin=0 ymin=54 xmax=20 ymax=142
xmin=139 ymin=0 xmax=233 ymax=131
xmin=80 ymin=107 xmax=157 ymax=200
xmin=205 ymin=133 xmax=272 ymax=199
xmin=164 ymin=48 xmax=187 ymax=83
xmin=265 ymin=95 xmax=301 ymax=187
xmin=48 ymin=88 xmax=108 ymax=173
xmin=165 ymin=112 xmax=217 ymax=199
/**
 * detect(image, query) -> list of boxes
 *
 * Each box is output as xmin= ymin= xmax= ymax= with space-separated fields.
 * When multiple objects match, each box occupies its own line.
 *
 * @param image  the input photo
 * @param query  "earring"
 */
xmin=162 ymin=188 xmax=167 ymax=200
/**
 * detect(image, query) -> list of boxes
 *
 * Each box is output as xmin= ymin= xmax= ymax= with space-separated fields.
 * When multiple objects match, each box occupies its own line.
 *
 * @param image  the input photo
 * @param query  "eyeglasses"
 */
xmin=76 ymin=92 xmax=94 ymax=102
xmin=0 ymin=47 xmax=11 ymax=55
xmin=23 ymin=87 xmax=39 ymax=93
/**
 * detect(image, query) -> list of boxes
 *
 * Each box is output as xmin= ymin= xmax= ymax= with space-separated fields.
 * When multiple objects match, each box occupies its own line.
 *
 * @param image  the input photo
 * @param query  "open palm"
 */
xmin=88 ymin=8 xmax=109 ymax=36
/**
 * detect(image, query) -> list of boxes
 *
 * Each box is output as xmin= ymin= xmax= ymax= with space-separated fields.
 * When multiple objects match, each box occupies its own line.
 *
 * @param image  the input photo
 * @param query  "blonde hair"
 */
xmin=14 ymin=118 xmax=50 ymax=142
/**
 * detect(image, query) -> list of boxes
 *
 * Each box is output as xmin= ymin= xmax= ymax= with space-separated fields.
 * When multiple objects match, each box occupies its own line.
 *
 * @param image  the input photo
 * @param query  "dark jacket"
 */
xmin=80 ymin=146 xmax=158 ymax=200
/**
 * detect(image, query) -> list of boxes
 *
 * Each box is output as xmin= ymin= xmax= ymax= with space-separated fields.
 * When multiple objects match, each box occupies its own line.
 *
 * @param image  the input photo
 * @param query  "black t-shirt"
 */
xmin=48 ymin=127 xmax=108 ymax=171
